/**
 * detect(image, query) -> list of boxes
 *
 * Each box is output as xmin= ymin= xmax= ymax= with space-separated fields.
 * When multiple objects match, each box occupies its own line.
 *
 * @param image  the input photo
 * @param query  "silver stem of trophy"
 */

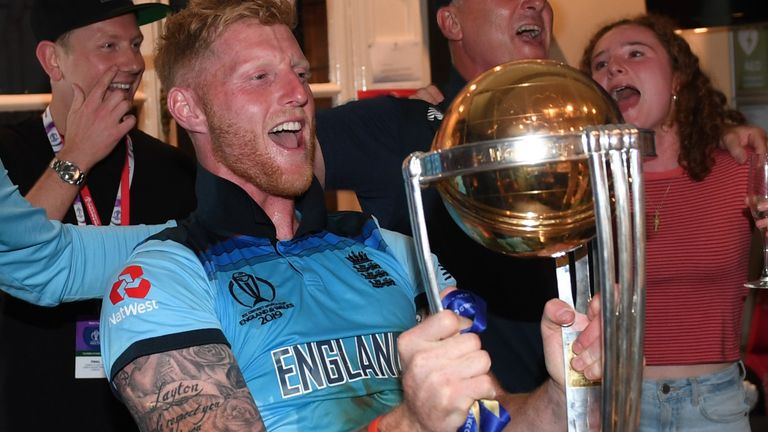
xmin=403 ymin=125 xmax=650 ymax=432
xmin=556 ymin=246 xmax=601 ymax=431
xmin=590 ymin=127 xmax=646 ymax=432
xmin=404 ymin=155 xmax=444 ymax=314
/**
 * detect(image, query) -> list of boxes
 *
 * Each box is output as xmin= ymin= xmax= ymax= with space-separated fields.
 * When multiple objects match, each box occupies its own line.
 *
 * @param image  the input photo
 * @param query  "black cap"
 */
xmin=31 ymin=0 xmax=171 ymax=43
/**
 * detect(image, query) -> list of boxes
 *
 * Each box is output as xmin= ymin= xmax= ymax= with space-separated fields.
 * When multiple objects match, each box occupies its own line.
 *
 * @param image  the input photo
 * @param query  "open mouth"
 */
xmin=611 ymin=86 xmax=640 ymax=102
xmin=109 ymin=83 xmax=132 ymax=91
xmin=516 ymin=24 xmax=542 ymax=40
xmin=610 ymin=85 xmax=641 ymax=114
xmin=269 ymin=121 xmax=303 ymax=149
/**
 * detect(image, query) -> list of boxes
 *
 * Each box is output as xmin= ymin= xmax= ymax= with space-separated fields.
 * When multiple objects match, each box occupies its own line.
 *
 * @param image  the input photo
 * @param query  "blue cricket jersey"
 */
xmin=101 ymin=168 xmax=454 ymax=431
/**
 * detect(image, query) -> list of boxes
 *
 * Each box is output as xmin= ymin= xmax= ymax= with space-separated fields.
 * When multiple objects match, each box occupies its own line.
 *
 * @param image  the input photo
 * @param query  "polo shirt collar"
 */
xmin=194 ymin=165 xmax=327 ymax=239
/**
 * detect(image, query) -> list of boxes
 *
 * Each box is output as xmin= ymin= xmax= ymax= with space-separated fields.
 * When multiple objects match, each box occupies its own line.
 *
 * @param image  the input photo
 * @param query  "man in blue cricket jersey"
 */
xmin=0 ymin=1 xmax=603 ymax=430
xmin=103 ymin=0 xmax=604 ymax=427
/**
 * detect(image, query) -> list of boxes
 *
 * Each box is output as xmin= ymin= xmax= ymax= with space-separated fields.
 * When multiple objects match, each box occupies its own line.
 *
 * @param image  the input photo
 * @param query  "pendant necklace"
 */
xmin=653 ymin=185 xmax=672 ymax=232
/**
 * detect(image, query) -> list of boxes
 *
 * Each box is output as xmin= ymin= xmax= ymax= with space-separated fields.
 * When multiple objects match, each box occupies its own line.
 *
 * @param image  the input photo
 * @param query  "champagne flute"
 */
xmin=746 ymin=153 xmax=768 ymax=289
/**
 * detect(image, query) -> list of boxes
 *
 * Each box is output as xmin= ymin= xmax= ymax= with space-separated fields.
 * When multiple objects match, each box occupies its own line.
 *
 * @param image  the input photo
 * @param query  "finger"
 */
xmin=587 ymin=292 xmax=602 ymax=321
xmin=422 ymin=309 xmax=464 ymax=339
xmin=70 ymin=83 xmax=85 ymax=111
xmin=542 ymin=298 xmax=576 ymax=328
xmin=429 ymin=374 xmax=497 ymax=422
xmin=571 ymin=294 xmax=601 ymax=352
xmin=416 ymin=347 xmax=491 ymax=392
xmin=437 ymin=337 xmax=490 ymax=378
xmin=111 ymin=99 xmax=135 ymax=122
xmin=456 ymin=314 xmax=474 ymax=332
xmin=571 ymin=339 xmax=602 ymax=381
xmin=456 ymin=373 xmax=497 ymax=403
xmin=410 ymin=89 xmax=436 ymax=104
xmin=408 ymin=85 xmax=444 ymax=105
xmin=571 ymin=315 xmax=600 ymax=355
xmin=117 ymin=114 xmax=137 ymax=136
xmin=573 ymin=349 xmax=602 ymax=381
xmin=721 ymin=131 xmax=748 ymax=164
xmin=404 ymin=333 xmax=485 ymax=384
xmin=87 ymin=65 xmax=120 ymax=105
xmin=425 ymin=86 xmax=444 ymax=104
xmin=426 ymin=332 xmax=485 ymax=366
xmin=399 ymin=310 xmax=463 ymax=352
xmin=732 ymin=140 xmax=748 ymax=164
xmin=458 ymin=349 xmax=493 ymax=379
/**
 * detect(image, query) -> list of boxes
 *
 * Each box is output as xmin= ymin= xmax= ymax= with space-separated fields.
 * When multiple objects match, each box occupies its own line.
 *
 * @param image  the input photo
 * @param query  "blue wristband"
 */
xmin=441 ymin=290 xmax=488 ymax=334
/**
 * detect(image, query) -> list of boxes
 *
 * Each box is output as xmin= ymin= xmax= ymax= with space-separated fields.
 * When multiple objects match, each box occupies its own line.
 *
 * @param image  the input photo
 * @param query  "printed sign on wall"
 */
xmin=734 ymin=27 xmax=768 ymax=96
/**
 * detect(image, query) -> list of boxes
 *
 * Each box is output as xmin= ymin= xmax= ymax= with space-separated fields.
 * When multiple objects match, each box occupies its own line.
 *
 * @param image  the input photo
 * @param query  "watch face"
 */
xmin=52 ymin=159 xmax=85 ymax=185
xmin=61 ymin=168 xmax=79 ymax=182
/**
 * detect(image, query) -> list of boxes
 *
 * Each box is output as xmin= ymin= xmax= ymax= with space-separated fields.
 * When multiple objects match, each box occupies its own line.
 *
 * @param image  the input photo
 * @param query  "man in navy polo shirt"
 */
xmin=317 ymin=0 xmax=558 ymax=394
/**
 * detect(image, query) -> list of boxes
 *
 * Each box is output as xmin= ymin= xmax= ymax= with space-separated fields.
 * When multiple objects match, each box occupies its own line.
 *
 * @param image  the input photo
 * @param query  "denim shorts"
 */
xmin=639 ymin=361 xmax=751 ymax=431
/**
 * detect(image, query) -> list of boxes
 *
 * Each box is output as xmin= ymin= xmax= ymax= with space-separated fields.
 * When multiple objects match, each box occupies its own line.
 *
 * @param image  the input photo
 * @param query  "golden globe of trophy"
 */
xmin=403 ymin=59 xmax=654 ymax=432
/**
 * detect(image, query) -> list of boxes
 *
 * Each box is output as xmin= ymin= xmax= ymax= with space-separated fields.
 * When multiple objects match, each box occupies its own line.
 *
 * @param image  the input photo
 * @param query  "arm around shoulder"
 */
xmin=0 ymin=158 xmax=171 ymax=305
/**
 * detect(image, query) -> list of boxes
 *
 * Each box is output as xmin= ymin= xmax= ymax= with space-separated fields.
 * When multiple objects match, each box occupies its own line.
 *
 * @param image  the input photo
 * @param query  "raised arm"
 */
xmin=26 ymin=66 xmax=136 ymax=220
xmin=0 ymin=157 xmax=171 ymax=305
xmin=372 ymin=228 xmax=602 ymax=430
xmin=499 ymin=296 xmax=603 ymax=431
xmin=367 ymin=294 xmax=602 ymax=431
xmin=114 ymin=344 xmax=265 ymax=431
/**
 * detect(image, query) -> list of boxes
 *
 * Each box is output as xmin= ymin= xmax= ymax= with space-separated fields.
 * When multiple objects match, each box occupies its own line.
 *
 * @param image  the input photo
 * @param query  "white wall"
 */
xmin=134 ymin=0 xmax=739 ymax=136
xmin=549 ymin=0 xmax=735 ymax=104
xmin=549 ymin=0 xmax=646 ymax=66
xmin=136 ymin=0 xmax=168 ymax=140
xmin=679 ymin=29 xmax=735 ymax=103
xmin=328 ymin=0 xmax=431 ymax=103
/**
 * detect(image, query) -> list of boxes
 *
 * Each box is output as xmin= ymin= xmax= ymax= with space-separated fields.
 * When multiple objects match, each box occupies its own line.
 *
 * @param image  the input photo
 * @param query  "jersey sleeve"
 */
xmin=0 ymin=158 xmax=173 ymax=305
xmin=379 ymin=226 xmax=456 ymax=295
xmin=100 ymin=239 xmax=227 ymax=381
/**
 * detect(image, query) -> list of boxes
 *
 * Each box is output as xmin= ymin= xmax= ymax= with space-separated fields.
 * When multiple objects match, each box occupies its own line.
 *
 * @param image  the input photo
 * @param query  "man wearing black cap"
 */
xmin=0 ymin=1 xmax=196 ymax=430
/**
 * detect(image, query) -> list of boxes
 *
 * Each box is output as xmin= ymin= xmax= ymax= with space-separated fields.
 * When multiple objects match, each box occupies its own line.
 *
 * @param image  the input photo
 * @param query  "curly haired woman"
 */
xmin=581 ymin=15 xmax=753 ymax=431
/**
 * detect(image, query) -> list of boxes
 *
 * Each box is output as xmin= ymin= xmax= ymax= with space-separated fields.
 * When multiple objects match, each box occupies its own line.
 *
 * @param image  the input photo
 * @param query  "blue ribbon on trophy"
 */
xmin=441 ymin=290 xmax=511 ymax=432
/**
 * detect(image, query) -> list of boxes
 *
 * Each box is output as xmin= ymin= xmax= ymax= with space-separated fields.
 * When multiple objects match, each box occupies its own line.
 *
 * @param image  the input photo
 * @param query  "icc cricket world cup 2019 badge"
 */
xmin=75 ymin=319 xmax=106 ymax=379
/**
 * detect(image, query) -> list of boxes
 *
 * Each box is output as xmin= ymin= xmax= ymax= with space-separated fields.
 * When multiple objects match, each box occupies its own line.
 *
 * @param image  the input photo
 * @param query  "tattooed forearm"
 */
xmin=114 ymin=344 xmax=265 ymax=432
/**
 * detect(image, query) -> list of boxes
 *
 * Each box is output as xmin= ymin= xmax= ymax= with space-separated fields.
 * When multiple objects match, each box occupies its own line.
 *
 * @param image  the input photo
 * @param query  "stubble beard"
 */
xmin=207 ymin=111 xmax=315 ymax=198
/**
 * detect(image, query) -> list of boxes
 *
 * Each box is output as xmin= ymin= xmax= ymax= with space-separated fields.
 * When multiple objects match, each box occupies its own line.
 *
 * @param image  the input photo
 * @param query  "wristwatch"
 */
xmin=49 ymin=158 xmax=87 ymax=186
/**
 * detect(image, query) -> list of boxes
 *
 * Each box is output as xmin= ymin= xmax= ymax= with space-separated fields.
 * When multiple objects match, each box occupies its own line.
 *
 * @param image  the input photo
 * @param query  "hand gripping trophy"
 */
xmin=403 ymin=60 xmax=655 ymax=432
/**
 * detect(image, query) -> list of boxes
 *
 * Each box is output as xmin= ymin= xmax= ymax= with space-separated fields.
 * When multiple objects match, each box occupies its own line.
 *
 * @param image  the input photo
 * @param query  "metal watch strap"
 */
xmin=49 ymin=158 xmax=87 ymax=186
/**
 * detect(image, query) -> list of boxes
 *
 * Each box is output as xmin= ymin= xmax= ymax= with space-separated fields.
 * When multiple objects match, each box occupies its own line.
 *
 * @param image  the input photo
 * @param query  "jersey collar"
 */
xmin=193 ymin=165 xmax=327 ymax=240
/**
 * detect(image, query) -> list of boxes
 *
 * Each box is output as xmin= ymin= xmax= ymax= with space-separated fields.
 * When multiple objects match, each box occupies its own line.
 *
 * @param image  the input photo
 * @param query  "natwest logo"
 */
xmin=110 ymin=265 xmax=152 ymax=305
